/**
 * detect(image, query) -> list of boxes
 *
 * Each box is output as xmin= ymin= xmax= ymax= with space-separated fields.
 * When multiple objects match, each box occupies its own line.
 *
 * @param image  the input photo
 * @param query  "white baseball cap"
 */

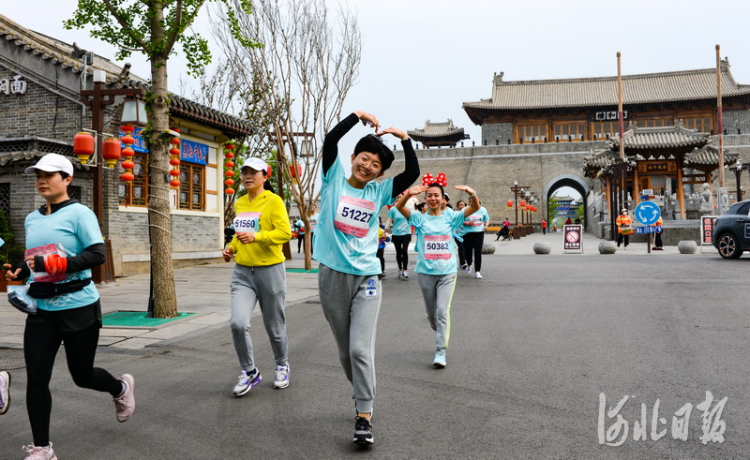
xmin=241 ymin=157 xmax=270 ymax=174
xmin=25 ymin=153 xmax=74 ymax=176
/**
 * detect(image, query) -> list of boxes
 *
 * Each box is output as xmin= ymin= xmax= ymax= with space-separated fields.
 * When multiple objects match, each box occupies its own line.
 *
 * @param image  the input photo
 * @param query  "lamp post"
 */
xmin=80 ymin=70 xmax=144 ymax=282
xmin=510 ymin=181 xmax=529 ymax=228
xmin=731 ymin=159 xmax=745 ymax=203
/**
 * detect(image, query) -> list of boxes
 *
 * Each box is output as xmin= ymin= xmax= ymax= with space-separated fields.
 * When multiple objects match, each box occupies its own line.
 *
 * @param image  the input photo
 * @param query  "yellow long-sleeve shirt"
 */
xmin=227 ymin=190 xmax=291 ymax=267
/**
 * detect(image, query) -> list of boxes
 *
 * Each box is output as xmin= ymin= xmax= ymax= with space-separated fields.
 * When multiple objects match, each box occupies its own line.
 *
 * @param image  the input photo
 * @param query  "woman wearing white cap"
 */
xmin=4 ymin=153 xmax=135 ymax=460
xmin=222 ymin=157 xmax=292 ymax=396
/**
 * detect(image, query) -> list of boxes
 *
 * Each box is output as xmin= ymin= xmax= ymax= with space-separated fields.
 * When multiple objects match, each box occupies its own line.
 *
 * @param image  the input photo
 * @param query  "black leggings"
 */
xmin=391 ymin=234 xmax=412 ymax=270
xmin=25 ymin=307 xmax=122 ymax=446
xmin=463 ymin=232 xmax=485 ymax=272
xmin=455 ymin=237 xmax=466 ymax=266
xmin=297 ymin=234 xmax=305 ymax=253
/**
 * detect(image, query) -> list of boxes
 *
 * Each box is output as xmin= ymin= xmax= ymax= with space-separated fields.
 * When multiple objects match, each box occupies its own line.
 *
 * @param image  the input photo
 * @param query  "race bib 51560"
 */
xmin=234 ymin=212 xmax=261 ymax=233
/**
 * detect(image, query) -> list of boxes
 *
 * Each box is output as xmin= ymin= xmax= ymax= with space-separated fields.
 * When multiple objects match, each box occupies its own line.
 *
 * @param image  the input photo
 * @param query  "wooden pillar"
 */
xmin=677 ymin=159 xmax=686 ymax=219
xmin=633 ymin=165 xmax=640 ymax=206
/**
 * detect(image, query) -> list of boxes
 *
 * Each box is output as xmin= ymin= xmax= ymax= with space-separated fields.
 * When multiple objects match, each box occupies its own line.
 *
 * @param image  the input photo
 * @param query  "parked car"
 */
xmin=712 ymin=200 xmax=750 ymax=258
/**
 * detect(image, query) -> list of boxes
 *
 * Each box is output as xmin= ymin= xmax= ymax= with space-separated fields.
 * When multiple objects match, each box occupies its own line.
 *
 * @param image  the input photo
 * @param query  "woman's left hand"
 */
xmin=454 ymin=185 xmax=476 ymax=195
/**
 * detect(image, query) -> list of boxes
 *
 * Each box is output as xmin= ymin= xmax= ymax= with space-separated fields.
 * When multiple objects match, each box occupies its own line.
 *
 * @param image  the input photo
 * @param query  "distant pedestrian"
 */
xmin=565 ymin=217 xmax=572 ymax=225
xmin=313 ymin=110 xmax=419 ymax=445
xmin=541 ymin=219 xmax=547 ymax=235
xmin=461 ymin=200 xmax=490 ymax=279
xmin=652 ymin=216 xmax=664 ymax=250
xmin=4 ymin=154 xmax=134 ymax=460
xmin=616 ymin=208 xmax=632 ymax=249
xmin=294 ymin=218 xmax=305 ymax=253
xmin=0 ymin=370 xmax=9 ymax=415
xmin=308 ymin=206 xmax=319 ymax=255
xmin=377 ymin=218 xmax=388 ymax=279
xmin=223 ymin=157 xmax=293 ymax=396
xmin=455 ymin=201 xmax=468 ymax=265
xmin=395 ymin=182 xmax=480 ymax=368
xmin=388 ymin=194 xmax=412 ymax=279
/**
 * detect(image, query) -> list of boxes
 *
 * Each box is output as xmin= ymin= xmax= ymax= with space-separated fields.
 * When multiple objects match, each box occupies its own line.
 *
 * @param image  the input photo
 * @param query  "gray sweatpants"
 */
xmin=417 ymin=273 xmax=457 ymax=352
xmin=229 ymin=263 xmax=288 ymax=373
xmin=318 ymin=264 xmax=381 ymax=414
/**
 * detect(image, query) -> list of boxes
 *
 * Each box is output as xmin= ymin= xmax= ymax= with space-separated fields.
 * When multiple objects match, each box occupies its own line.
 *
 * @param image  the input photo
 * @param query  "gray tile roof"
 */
xmin=463 ymin=63 xmax=750 ymax=111
xmin=611 ymin=121 xmax=710 ymax=150
xmin=0 ymin=14 xmax=252 ymax=137
xmin=684 ymin=144 xmax=739 ymax=167
xmin=408 ymin=119 xmax=467 ymax=139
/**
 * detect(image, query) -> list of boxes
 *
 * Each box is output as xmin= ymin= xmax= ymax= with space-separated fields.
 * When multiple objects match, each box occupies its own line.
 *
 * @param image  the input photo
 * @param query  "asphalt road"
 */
xmin=2 ymin=251 xmax=750 ymax=459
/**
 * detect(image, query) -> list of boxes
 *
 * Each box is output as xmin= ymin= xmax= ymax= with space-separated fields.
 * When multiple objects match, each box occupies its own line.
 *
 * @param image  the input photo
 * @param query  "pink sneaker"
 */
xmin=114 ymin=374 xmax=135 ymax=422
xmin=22 ymin=442 xmax=57 ymax=460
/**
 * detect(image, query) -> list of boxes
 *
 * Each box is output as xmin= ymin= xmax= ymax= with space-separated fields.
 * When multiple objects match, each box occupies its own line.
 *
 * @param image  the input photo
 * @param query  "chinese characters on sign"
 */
xmin=181 ymin=139 xmax=208 ymax=165
xmin=563 ymin=224 xmax=582 ymax=252
xmin=0 ymin=75 xmax=27 ymax=95
xmin=701 ymin=216 xmax=717 ymax=245
xmin=119 ymin=127 xmax=149 ymax=153
xmin=598 ymin=391 xmax=728 ymax=446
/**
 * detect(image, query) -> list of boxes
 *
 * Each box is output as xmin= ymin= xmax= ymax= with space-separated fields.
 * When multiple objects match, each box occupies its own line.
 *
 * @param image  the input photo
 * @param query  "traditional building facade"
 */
xmin=407 ymin=120 xmax=469 ymax=148
xmin=0 ymin=15 xmax=252 ymax=276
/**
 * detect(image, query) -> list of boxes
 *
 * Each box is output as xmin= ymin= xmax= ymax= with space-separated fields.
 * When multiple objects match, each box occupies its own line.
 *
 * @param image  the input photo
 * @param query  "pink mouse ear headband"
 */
xmin=422 ymin=173 xmax=447 ymax=187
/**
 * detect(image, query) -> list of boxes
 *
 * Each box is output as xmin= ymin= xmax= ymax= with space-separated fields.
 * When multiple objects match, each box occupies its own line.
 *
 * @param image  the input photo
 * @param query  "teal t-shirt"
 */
xmin=387 ymin=206 xmax=411 ymax=236
xmin=461 ymin=207 xmax=490 ymax=234
xmin=408 ymin=210 xmax=466 ymax=275
xmin=24 ymin=202 xmax=103 ymax=311
xmin=313 ymin=157 xmax=394 ymax=275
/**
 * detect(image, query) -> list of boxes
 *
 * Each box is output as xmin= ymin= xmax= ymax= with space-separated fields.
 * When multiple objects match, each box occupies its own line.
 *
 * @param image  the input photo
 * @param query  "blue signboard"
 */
xmin=636 ymin=226 xmax=661 ymax=234
xmin=556 ymin=206 xmax=569 ymax=211
xmin=119 ymin=127 xmax=149 ymax=153
xmin=181 ymin=139 xmax=209 ymax=165
xmin=634 ymin=201 xmax=661 ymax=226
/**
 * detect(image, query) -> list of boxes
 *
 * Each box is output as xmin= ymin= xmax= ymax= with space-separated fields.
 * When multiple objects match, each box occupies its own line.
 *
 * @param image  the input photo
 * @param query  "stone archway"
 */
xmin=544 ymin=174 xmax=590 ymax=231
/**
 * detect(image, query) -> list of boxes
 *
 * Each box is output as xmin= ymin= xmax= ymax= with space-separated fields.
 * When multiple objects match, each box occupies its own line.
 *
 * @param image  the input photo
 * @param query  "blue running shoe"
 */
xmin=433 ymin=350 xmax=446 ymax=368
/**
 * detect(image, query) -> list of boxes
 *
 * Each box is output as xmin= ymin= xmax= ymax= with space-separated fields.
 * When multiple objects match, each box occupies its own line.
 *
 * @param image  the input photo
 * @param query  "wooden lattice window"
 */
xmin=682 ymin=115 xmax=713 ymax=133
xmin=517 ymin=124 xmax=548 ymax=143
xmin=0 ymin=183 xmax=9 ymax=219
xmin=118 ymin=153 xmax=148 ymax=207
xmin=592 ymin=121 xmax=620 ymax=140
xmin=637 ymin=118 xmax=672 ymax=128
xmin=178 ymin=163 xmax=205 ymax=211
xmin=553 ymin=122 xmax=586 ymax=142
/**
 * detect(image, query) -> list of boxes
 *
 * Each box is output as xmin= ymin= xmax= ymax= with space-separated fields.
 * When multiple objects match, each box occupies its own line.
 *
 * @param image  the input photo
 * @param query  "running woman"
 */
xmin=388 ymin=195 xmax=412 ymax=279
xmin=4 ymin=154 xmax=134 ymax=460
xmin=313 ymin=110 xmax=419 ymax=445
xmin=454 ymin=200 xmax=467 ymax=268
xmin=223 ymin=158 xmax=293 ymax=396
xmin=395 ymin=183 xmax=479 ymax=368
xmin=461 ymin=199 xmax=490 ymax=279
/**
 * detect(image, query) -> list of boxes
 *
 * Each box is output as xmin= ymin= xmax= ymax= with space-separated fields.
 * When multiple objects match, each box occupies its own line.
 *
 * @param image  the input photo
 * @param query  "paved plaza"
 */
xmin=3 ymin=232 xmax=749 ymax=459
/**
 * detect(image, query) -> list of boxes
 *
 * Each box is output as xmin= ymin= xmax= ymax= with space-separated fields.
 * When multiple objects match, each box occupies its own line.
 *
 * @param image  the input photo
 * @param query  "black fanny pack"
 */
xmin=28 ymin=278 xmax=92 ymax=299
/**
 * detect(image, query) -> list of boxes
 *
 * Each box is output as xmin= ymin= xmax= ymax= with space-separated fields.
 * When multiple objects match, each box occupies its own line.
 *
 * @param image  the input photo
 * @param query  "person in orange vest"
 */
xmin=651 ymin=216 xmax=664 ymax=250
xmin=541 ymin=219 xmax=547 ymax=235
xmin=615 ymin=208 xmax=632 ymax=249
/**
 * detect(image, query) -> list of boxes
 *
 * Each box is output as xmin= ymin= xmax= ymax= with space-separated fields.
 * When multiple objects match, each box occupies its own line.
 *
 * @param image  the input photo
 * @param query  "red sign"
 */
xmin=701 ymin=216 xmax=717 ymax=245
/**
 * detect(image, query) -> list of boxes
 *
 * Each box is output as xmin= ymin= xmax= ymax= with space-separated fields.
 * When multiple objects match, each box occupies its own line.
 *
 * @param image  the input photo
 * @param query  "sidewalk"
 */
xmin=0 ymin=232 xmax=714 ymax=351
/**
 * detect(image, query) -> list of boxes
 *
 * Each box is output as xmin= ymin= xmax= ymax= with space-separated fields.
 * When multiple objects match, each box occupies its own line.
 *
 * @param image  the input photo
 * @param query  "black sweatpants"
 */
xmin=391 ymin=234 xmax=411 ymax=271
xmin=463 ymin=231 xmax=485 ymax=272
xmin=25 ymin=304 xmax=122 ymax=446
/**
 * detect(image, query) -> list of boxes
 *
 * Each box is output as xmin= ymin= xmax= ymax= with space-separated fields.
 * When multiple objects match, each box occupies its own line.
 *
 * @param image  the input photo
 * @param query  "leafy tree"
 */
xmin=64 ymin=0 xmax=260 ymax=318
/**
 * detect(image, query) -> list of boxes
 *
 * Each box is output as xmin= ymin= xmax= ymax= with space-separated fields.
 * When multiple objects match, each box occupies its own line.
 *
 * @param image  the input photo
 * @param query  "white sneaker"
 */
xmin=474 ymin=272 xmax=482 ymax=279
xmin=233 ymin=368 xmax=262 ymax=397
xmin=465 ymin=265 xmax=472 ymax=274
xmin=403 ymin=271 xmax=409 ymax=279
xmin=273 ymin=365 xmax=290 ymax=389
xmin=0 ymin=370 xmax=9 ymax=415
xmin=398 ymin=271 xmax=404 ymax=279
xmin=22 ymin=442 xmax=57 ymax=460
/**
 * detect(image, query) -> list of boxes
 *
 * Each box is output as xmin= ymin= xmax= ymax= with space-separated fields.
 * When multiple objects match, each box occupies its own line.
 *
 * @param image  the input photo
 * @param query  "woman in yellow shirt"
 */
xmin=222 ymin=158 xmax=292 ymax=396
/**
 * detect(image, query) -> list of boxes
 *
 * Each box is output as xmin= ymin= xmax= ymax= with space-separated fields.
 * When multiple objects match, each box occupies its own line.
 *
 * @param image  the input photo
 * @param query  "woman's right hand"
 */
xmin=222 ymin=247 xmax=234 ymax=262
xmin=3 ymin=263 xmax=20 ymax=281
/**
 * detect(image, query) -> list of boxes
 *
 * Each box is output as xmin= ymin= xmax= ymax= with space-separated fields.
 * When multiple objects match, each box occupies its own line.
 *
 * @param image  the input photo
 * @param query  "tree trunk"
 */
xmin=147 ymin=28 xmax=178 ymax=318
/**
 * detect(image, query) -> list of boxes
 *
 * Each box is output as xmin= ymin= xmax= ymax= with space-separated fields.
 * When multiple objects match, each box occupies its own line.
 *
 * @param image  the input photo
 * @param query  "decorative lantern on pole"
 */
xmin=289 ymin=163 xmax=302 ymax=184
xmin=101 ymin=137 xmax=121 ymax=168
xmin=73 ymin=132 xmax=95 ymax=164
xmin=119 ymin=126 xmax=136 ymax=183
xmin=168 ymin=128 xmax=181 ymax=189
xmin=507 ymin=200 xmax=513 ymax=209
xmin=224 ymin=142 xmax=236 ymax=194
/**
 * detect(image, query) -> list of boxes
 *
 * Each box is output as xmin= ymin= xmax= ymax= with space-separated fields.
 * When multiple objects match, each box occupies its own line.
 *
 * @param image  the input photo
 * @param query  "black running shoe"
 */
xmin=353 ymin=416 xmax=374 ymax=445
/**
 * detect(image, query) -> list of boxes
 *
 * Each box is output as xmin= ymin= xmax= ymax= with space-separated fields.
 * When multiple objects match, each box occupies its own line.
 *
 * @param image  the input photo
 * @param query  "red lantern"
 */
xmin=225 ymin=188 xmax=235 ymax=195
xmin=170 ymin=158 xmax=181 ymax=167
xmin=121 ymin=160 xmax=135 ymax=171
xmin=520 ymin=199 xmax=526 ymax=208
xmin=225 ymin=161 xmax=235 ymax=169
xmin=225 ymin=143 xmax=235 ymax=150
xmin=121 ymin=147 xmax=134 ymax=159
xmin=169 ymin=169 xmax=180 ymax=177
xmin=224 ymin=151 xmax=235 ymax=159
xmin=101 ymin=137 xmax=121 ymax=168
xmin=73 ymin=132 xmax=95 ymax=163
xmin=120 ymin=172 xmax=135 ymax=183
xmin=170 ymin=179 xmax=181 ymax=188
xmin=267 ymin=165 xmax=272 ymax=177
xmin=170 ymin=147 xmax=180 ymax=156
xmin=120 ymin=134 xmax=135 ymax=147
xmin=506 ymin=200 xmax=513 ymax=209
xmin=224 ymin=178 xmax=235 ymax=187
xmin=224 ymin=170 xmax=235 ymax=177
xmin=121 ymin=125 xmax=135 ymax=134
xmin=289 ymin=164 xmax=302 ymax=183
xmin=170 ymin=137 xmax=180 ymax=146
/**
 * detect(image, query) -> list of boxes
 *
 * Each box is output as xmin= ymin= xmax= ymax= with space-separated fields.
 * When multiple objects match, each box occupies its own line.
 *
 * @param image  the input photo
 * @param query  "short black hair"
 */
xmin=426 ymin=183 xmax=445 ymax=196
xmin=354 ymin=134 xmax=394 ymax=172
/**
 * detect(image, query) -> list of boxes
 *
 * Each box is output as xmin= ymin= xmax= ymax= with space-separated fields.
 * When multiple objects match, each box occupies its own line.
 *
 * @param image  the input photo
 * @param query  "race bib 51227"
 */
xmin=334 ymin=196 xmax=376 ymax=237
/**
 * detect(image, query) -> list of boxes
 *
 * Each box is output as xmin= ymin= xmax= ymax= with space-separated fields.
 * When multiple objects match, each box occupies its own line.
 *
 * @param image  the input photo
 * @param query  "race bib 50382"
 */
xmin=334 ymin=196 xmax=376 ymax=237
xmin=234 ymin=212 xmax=261 ymax=233
xmin=423 ymin=235 xmax=452 ymax=260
